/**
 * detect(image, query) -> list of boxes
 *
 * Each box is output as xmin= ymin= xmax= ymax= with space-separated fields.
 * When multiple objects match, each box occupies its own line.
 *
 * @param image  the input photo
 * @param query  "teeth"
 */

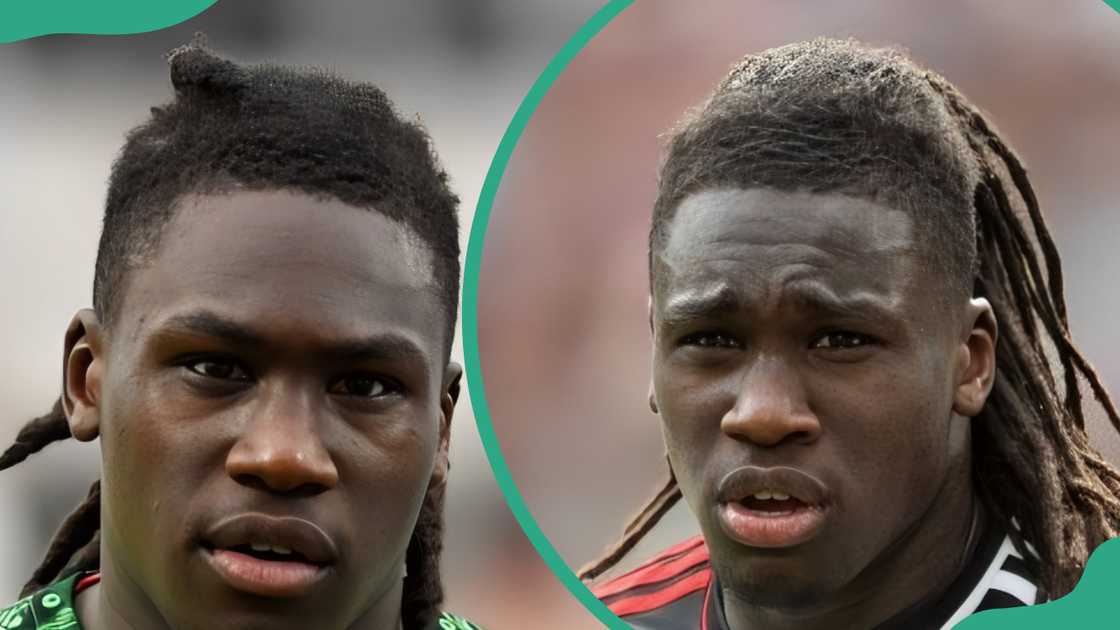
xmin=750 ymin=490 xmax=792 ymax=501
xmin=248 ymin=542 xmax=293 ymax=555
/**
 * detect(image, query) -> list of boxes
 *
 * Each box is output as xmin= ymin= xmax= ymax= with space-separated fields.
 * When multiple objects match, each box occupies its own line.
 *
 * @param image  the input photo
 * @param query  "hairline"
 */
xmin=98 ymin=183 xmax=458 ymax=362
xmin=649 ymin=184 xmax=976 ymax=309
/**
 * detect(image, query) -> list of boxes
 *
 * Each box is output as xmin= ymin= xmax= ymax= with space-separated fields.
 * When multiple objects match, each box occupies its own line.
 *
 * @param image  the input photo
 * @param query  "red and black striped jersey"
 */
xmin=593 ymin=525 xmax=1040 ymax=630
xmin=593 ymin=537 xmax=716 ymax=629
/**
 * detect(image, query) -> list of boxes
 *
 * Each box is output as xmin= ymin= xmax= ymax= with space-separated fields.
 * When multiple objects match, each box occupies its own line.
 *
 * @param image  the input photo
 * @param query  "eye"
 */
xmin=679 ymin=331 xmax=742 ymax=349
xmin=329 ymin=374 xmax=397 ymax=398
xmin=184 ymin=358 xmax=250 ymax=381
xmin=811 ymin=331 xmax=877 ymax=350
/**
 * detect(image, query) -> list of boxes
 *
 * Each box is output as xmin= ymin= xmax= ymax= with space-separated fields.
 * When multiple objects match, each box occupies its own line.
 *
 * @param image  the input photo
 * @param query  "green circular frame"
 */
xmin=461 ymin=1 xmax=1120 ymax=628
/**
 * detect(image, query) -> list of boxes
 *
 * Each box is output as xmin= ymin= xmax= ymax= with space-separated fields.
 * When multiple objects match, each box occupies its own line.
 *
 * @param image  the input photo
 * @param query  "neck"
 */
xmin=723 ymin=470 xmax=983 ymax=630
xmin=74 ymin=554 xmax=172 ymax=630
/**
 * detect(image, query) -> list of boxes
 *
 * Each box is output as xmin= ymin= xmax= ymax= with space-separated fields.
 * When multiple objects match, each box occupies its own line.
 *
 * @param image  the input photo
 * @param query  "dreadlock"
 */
xmin=4 ymin=38 xmax=459 ymax=629
xmin=580 ymin=38 xmax=1120 ymax=601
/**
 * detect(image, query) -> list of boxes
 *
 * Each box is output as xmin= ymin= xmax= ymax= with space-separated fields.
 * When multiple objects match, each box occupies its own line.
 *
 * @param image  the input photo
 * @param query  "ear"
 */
xmin=952 ymin=298 xmax=998 ymax=417
xmin=429 ymin=362 xmax=462 ymax=490
xmin=62 ymin=309 xmax=105 ymax=442
xmin=647 ymin=296 xmax=660 ymax=414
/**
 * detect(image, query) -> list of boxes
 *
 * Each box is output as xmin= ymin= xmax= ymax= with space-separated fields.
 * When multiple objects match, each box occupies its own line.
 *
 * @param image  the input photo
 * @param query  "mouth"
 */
xmin=200 ymin=513 xmax=339 ymax=598
xmin=715 ymin=466 xmax=832 ymax=549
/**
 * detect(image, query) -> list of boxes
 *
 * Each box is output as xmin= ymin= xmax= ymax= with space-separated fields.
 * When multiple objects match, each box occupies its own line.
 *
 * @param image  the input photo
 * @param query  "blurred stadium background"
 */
xmin=5 ymin=2 xmax=1120 ymax=628
xmin=477 ymin=0 xmax=1120 ymax=601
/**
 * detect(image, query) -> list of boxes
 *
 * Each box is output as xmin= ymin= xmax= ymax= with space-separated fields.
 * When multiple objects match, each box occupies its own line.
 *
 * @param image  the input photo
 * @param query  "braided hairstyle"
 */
xmin=580 ymin=38 xmax=1120 ymax=601
xmin=2 ymin=39 xmax=460 ymax=629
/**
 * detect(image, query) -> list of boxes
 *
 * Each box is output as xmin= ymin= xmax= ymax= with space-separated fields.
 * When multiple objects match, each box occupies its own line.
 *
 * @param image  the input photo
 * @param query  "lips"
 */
xmin=715 ymin=466 xmax=832 ymax=548
xmin=200 ymin=513 xmax=339 ymax=598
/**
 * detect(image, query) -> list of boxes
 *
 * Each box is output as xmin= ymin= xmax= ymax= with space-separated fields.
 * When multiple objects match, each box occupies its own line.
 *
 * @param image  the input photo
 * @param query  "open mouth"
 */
xmin=737 ymin=490 xmax=809 ymax=515
xmin=200 ymin=513 xmax=338 ymax=598
xmin=715 ymin=467 xmax=832 ymax=549
xmin=219 ymin=542 xmax=318 ymax=565
xmin=201 ymin=542 xmax=329 ymax=599
xmin=719 ymin=494 xmax=827 ymax=549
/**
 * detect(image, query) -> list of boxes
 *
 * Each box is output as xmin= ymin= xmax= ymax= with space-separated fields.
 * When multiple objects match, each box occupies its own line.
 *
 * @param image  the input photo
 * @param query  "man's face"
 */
xmin=650 ymin=188 xmax=976 ymax=608
xmin=74 ymin=191 xmax=454 ymax=629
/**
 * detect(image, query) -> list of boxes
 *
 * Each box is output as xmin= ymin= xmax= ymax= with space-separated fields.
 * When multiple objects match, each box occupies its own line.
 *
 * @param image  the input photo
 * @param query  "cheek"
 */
xmin=349 ymin=422 xmax=437 ymax=490
xmin=339 ymin=434 xmax=435 ymax=580
xmin=816 ymin=358 xmax=956 ymax=516
xmin=344 ymin=415 xmax=440 ymax=529
xmin=654 ymin=356 xmax=730 ymax=426
xmin=98 ymin=375 xmax=214 ymax=568
xmin=653 ymin=364 xmax=728 ymax=511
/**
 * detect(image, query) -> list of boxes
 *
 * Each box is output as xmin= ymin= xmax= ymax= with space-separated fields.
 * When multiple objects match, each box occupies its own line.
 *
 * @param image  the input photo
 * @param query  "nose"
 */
xmin=225 ymin=385 xmax=339 ymax=495
xmin=722 ymin=356 xmax=821 ymax=447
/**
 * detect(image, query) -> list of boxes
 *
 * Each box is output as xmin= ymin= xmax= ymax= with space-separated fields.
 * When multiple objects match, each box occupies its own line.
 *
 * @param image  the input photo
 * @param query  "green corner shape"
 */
xmin=457 ymin=0 xmax=1120 ymax=629
xmin=1 ymin=0 xmax=218 ymax=44
xmin=955 ymin=538 xmax=1120 ymax=629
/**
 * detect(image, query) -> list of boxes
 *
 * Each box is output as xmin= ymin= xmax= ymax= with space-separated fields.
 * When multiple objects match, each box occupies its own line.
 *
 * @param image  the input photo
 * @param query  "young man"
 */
xmin=585 ymin=38 xmax=1120 ymax=629
xmin=0 ymin=43 xmax=482 ymax=630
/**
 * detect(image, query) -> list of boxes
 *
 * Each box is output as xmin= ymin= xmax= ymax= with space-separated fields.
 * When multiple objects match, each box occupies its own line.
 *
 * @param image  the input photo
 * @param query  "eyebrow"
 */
xmin=782 ymin=284 xmax=899 ymax=321
xmin=658 ymin=283 xmax=899 ymax=326
xmin=659 ymin=285 xmax=742 ymax=326
xmin=155 ymin=310 xmax=429 ymax=362
xmin=160 ymin=311 xmax=266 ymax=347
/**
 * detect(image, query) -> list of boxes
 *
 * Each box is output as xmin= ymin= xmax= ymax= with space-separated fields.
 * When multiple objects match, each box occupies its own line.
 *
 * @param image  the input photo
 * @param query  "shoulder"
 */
xmin=426 ymin=611 xmax=487 ymax=630
xmin=0 ymin=574 xmax=81 ymax=630
xmin=591 ymin=536 xmax=712 ymax=621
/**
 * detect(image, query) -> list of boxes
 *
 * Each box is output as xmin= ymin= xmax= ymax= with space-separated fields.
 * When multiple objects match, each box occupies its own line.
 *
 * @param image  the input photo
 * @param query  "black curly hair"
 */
xmin=3 ymin=39 xmax=460 ymax=630
xmin=582 ymin=38 xmax=1120 ymax=602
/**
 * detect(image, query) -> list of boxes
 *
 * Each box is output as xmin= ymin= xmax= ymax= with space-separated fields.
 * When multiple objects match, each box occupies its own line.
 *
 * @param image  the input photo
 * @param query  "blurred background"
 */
xmin=0 ymin=1 xmax=606 ymax=628
xmin=478 ymin=0 xmax=1120 ymax=596
xmin=6 ymin=2 xmax=1120 ymax=628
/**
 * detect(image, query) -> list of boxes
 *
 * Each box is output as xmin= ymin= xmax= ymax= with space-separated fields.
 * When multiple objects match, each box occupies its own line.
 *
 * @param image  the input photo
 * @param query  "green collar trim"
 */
xmin=430 ymin=612 xmax=485 ymax=629
xmin=0 ymin=576 xmax=483 ymax=630
xmin=0 ymin=573 xmax=81 ymax=629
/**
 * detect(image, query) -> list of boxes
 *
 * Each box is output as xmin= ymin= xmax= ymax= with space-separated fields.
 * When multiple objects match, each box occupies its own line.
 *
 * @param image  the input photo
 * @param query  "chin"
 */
xmin=170 ymin=610 xmax=313 ymax=630
xmin=165 ymin=589 xmax=324 ymax=630
xmin=716 ymin=555 xmax=838 ymax=610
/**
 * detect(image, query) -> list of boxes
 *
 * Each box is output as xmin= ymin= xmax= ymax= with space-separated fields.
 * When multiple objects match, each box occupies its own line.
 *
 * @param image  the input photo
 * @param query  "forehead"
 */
xmin=655 ymin=188 xmax=919 ymax=309
xmin=115 ymin=190 xmax=445 ymax=354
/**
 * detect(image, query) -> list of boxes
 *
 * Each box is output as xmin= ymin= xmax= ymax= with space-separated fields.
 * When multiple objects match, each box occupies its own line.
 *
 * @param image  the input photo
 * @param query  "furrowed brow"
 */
xmin=658 ymin=285 xmax=741 ymax=328
xmin=784 ymin=284 xmax=898 ymax=321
